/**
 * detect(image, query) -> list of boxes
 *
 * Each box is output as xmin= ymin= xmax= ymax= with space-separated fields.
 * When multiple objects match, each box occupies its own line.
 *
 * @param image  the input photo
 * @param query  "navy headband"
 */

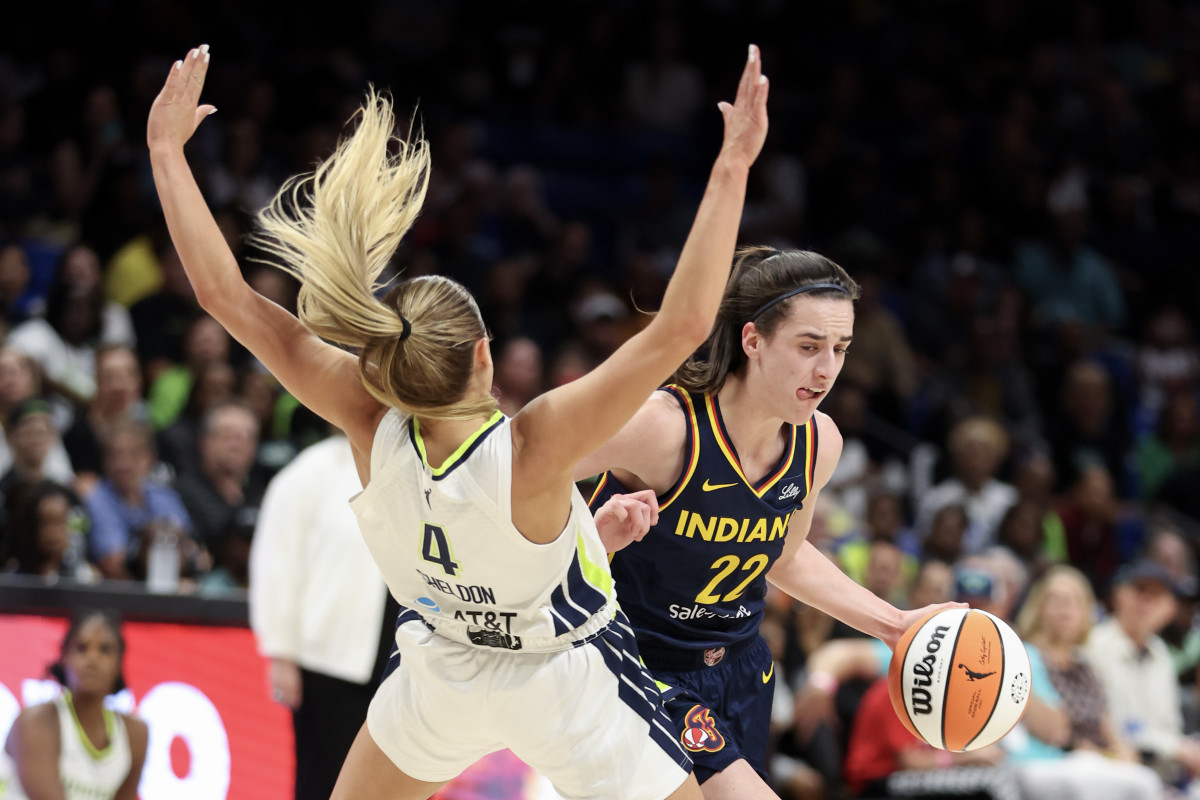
xmin=749 ymin=282 xmax=851 ymax=321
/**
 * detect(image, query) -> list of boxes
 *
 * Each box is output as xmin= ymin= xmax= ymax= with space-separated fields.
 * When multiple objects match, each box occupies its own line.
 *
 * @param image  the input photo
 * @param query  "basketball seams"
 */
xmin=938 ymin=613 xmax=967 ymax=751
xmin=961 ymin=612 xmax=1004 ymax=751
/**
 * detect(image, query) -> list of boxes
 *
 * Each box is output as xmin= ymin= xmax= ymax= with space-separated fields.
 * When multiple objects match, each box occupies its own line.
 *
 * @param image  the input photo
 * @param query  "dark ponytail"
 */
xmin=672 ymin=247 xmax=859 ymax=393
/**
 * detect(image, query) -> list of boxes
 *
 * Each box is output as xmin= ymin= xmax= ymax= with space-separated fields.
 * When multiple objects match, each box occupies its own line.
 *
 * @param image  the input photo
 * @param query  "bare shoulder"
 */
xmin=119 ymin=714 xmax=148 ymax=752
xmin=7 ymin=703 xmax=59 ymax=753
xmin=569 ymin=388 xmax=689 ymax=488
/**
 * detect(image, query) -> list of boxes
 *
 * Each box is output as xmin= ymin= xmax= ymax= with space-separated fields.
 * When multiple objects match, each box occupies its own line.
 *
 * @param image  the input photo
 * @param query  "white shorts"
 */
xmin=367 ymin=608 xmax=692 ymax=800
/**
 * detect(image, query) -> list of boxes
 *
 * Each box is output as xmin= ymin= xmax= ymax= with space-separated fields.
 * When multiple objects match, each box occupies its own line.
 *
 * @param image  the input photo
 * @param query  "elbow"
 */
xmin=655 ymin=313 xmax=713 ymax=352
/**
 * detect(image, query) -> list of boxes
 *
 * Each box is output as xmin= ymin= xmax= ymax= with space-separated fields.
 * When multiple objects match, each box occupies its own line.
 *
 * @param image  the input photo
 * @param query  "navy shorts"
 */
xmin=641 ymin=635 xmax=775 ymax=784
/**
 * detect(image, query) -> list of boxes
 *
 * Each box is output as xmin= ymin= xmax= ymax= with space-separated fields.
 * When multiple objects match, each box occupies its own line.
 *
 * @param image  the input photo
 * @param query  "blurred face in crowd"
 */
xmin=748 ymin=295 xmax=854 ymax=427
xmin=202 ymin=406 xmax=259 ymax=479
xmin=36 ymin=493 xmax=72 ymax=566
xmin=62 ymin=616 xmax=122 ymax=698
xmin=104 ymin=429 xmax=153 ymax=495
xmin=1113 ymin=577 xmax=1177 ymax=644
xmin=0 ymin=244 xmax=30 ymax=302
xmin=998 ymin=501 xmax=1043 ymax=560
xmin=866 ymin=493 xmax=903 ymax=539
xmin=948 ymin=419 xmax=1007 ymax=487
xmin=0 ymin=348 xmax=37 ymax=407
xmin=95 ymin=347 xmax=142 ymax=413
xmin=9 ymin=411 xmax=54 ymax=470
xmin=1037 ymin=571 xmax=1092 ymax=647
xmin=910 ymin=560 xmax=954 ymax=609
xmin=924 ymin=505 xmax=968 ymax=563
xmin=186 ymin=316 xmax=231 ymax=367
xmin=1148 ymin=530 xmax=1193 ymax=583
xmin=495 ymin=337 xmax=544 ymax=402
xmin=865 ymin=540 xmax=904 ymax=600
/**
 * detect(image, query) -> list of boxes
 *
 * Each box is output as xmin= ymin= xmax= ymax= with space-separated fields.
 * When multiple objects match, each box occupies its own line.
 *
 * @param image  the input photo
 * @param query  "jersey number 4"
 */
xmin=421 ymin=523 xmax=461 ymax=577
xmin=695 ymin=554 xmax=769 ymax=604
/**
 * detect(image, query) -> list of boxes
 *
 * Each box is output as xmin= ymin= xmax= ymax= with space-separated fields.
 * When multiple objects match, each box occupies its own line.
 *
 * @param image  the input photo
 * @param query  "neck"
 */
xmin=418 ymin=413 xmax=495 ymax=448
xmin=717 ymin=374 xmax=788 ymax=460
xmin=67 ymin=689 xmax=105 ymax=720
xmin=1033 ymin=635 xmax=1074 ymax=662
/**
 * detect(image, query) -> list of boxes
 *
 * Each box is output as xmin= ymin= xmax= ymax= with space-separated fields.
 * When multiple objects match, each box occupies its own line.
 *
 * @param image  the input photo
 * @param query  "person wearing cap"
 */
xmin=1081 ymin=558 xmax=1200 ymax=785
xmin=0 ymin=398 xmax=75 ymax=520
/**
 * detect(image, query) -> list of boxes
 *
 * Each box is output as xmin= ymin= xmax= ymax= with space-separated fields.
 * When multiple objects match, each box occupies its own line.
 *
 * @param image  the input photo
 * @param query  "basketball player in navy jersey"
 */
xmin=579 ymin=248 xmax=963 ymax=799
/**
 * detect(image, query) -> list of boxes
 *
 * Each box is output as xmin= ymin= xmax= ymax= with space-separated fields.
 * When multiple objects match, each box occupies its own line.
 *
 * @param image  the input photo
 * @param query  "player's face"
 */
xmin=62 ymin=618 xmax=122 ymax=697
xmin=748 ymin=296 xmax=854 ymax=424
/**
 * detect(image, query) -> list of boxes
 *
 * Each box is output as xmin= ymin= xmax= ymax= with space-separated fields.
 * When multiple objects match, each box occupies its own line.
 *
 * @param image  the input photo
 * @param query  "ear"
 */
xmin=741 ymin=321 xmax=763 ymax=360
xmin=474 ymin=337 xmax=492 ymax=370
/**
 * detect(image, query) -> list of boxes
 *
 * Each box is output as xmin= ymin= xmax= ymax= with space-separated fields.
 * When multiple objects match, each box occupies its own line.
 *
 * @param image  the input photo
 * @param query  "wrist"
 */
xmin=807 ymin=670 xmax=838 ymax=695
xmin=713 ymin=151 xmax=752 ymax=179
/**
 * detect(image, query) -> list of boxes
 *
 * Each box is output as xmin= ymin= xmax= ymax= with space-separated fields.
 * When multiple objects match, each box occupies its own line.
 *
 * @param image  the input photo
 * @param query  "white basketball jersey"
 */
xmin=0 ymin=693 xmax=132 ymax=800
xmin=349 ymin=409 xmax=617 ymax=653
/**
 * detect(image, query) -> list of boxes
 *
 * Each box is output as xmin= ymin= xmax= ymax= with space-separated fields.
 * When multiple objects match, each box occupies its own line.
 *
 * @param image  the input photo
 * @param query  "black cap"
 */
xmin=1112 ymin=559 xmax=1185 ymax=596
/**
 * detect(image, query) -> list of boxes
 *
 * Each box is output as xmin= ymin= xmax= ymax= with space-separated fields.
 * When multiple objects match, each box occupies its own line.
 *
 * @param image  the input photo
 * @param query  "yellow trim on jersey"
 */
xmin=412 ymin=410 xmax=504 ymax=476
xmin=803 ymin=420 xmax=815 ymax=494
xmin=658 ymin=387 xmax=701 ymax=512
xmin=586 ymin=472 xmax=609 ymax=506
xmin=703 ymin=394 xmax=797 ymax=498
xmin=576 ymin=529 xmax=615 ymax=602
xmin=64 ymin=691 xmax=116 ymax=761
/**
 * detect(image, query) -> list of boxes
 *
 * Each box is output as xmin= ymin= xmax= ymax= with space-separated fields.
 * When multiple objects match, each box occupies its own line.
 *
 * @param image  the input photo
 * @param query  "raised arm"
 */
xmin=513 ymin=45 xmax=769 ymax=495
xmin=146 ymin=46 xmax=384 ymax=448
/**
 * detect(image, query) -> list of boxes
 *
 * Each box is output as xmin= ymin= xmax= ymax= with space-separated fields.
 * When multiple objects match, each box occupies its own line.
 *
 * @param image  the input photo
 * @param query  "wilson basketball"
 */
xmin=887 ymin=608 xmax=1030 ymax=751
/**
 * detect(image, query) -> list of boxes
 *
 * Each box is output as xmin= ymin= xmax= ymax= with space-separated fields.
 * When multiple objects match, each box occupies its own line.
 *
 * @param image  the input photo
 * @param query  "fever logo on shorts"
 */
xmin=680 ymin=705 xmax=726 ymax=753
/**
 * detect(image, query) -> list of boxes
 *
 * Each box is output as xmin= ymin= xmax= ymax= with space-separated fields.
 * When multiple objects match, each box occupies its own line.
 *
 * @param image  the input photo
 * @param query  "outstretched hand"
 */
xmin=594 ymin=489 xmax=659 ymax=554
xmin=717 ymin=44 xmax=770 ymax=170
xmin=147 ymin=44 xmax=216 ymax=152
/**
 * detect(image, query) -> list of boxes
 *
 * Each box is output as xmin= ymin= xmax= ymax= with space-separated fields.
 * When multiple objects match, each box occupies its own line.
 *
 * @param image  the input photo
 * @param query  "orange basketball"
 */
xmin=887 ymin=608 xmax=1030 ymax=751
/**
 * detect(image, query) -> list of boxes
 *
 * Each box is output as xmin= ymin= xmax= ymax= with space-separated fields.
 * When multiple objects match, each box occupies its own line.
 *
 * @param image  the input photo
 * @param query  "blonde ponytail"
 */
xmin=252 ymin=89 xmax=496 ymax=421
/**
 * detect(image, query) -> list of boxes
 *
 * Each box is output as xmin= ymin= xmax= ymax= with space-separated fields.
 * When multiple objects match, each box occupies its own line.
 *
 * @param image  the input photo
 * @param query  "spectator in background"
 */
xmin=1135 ymin=390 xmax=1200 ymax=503
xmin=1049 ymin=360 xmax=1131 ymax=497
xmin=995 ymin=499 xmax=1060 ymax=581
xmin=1013 ymin=566 xmax=1163 ymax=799
xmin=0 ymin=242 xmax=37 ymax=326
xmin=62 ymin=345 xmax=146 ymax=494
xmin=0 ymin=398 xmax=74 ymax=516
xmin=85 ymin=420 xmax=195 ymax=581
xmin=156 ymin=360 xmax=236 ymax=480
xmin=3 ymin=479 xmax=94 ymax=583
xmin=1134 ymin=307 xmax=1200 ymax=420
xmin=0 ymin=365 xmax=74 ymax=490
xmin=6 ymin=242 xmax=135 ymax=422
xmin=176 ymin=401 xmax=264 ymax=561
xmin=250 ymin=431 xmax=394 ymax=800
xmin=915 ymin=415 xmax=1018 ymax=555
xmin=1082 ymin=559 xmax=1200 ymax=787
xmin=145 ymin=314 xmax=231 ymax=430
xmin=837 ymin=271 xmax=917 ymax=428
xmin=1057 ymin=465 xmax=1134 ymax=598
xmin=492 ymin=336 xmax=545 ymax=416
xmin=199 ymin=505 xmax=256 ymax=594
xmin=128 ymin=241 xmax=201 ymax=383
xmin=920 ymin=503 xmax=970 ymax=565
xmin=1011 ymin=451 xmax=1070 ymax=567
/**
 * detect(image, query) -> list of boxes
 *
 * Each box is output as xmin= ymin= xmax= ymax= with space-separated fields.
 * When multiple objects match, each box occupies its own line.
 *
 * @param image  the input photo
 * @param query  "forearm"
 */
xmin=653 ymin=155 xmax=749 ymax=341
xmin=768 ymin=539 xmax=903 ymax=643
xmin=149 ymin=147 xmax=247 ymax=310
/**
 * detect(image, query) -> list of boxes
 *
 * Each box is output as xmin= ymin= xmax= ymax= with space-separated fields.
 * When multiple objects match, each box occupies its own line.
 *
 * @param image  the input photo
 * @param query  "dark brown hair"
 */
xmin=672 ymin=246 xmax=859 ymax=393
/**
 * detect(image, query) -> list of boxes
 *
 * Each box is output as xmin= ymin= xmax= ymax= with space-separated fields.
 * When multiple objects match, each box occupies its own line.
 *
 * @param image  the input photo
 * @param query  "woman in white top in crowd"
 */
xmin=147 ymin=42 xmax=770 ymax=800
xmin=1 ymin=609 xmax=148 ymax=800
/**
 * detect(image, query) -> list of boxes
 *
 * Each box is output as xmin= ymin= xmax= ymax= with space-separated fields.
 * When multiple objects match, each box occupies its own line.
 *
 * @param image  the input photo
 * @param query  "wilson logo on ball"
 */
xmin=909 ymin=624 xmax=949 ymax=715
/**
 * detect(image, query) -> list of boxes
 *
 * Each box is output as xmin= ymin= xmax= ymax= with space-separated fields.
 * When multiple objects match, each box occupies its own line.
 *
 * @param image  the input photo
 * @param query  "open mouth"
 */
xmin=797 ymin=387 xmax=825 ymax=400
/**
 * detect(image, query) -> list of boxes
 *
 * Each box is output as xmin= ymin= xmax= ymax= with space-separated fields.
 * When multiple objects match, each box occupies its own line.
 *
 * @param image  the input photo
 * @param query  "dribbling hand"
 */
xmin=594 ymin=489 xmax=659 ymax=554
xmin=717 ymin=44 xmax=770 ymax=171
xmin=147 ymin=45 xmax=217 ymax=152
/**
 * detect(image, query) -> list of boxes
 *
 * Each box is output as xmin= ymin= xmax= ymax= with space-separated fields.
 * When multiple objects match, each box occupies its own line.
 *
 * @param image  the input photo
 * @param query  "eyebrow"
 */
xmin=796 ymin=331 xmax=854 ymax=342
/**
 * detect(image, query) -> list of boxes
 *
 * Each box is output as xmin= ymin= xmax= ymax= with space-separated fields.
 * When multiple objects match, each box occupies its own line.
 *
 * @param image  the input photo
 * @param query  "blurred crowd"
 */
xmin=2 ymin=1 xmax=1200 ymax=798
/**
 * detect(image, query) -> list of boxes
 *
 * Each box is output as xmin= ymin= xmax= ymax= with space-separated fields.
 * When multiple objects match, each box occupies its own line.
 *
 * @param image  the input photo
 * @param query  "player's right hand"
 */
xmin=717 ymin=44 xmax=770 ymax=170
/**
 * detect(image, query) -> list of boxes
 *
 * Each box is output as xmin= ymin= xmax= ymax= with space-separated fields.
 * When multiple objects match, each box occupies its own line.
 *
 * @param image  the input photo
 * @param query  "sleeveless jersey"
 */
xmin=0 ymin=693 xmax=132 ymax=800
xmin=590 ymin=386 xmax=817 ymax=650
xmin=349 ymin=409 xmax=617 ymax=653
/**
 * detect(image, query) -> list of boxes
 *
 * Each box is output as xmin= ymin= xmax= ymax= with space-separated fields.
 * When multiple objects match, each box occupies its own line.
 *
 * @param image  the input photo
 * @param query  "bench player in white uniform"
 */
xmin=1 ymin=610 xmax=148 ymax=800
xmin=147 ymin=41 xmax=771 ymax=800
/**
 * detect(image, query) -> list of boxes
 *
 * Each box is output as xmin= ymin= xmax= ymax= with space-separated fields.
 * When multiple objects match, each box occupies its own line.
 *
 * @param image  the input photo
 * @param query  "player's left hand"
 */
xmin=594 ymin=490 xmax=659 ymax=554
xmin=883 ymin=601 xmax=969 ymax=651
xmin=147 ymin=44 xmax=216 ymax=152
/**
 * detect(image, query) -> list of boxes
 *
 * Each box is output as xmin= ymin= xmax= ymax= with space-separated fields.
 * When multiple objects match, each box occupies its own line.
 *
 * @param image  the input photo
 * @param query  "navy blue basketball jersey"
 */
xmin=589 ymin=385 xmax=817 ymax=652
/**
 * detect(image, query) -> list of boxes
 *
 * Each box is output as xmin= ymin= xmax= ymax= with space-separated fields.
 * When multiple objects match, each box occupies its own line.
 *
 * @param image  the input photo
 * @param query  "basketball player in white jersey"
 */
xmin=147 ymin=42 xmax=770 ymax=800
xmin=1 ymin=610 xmax=148 ymax=800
